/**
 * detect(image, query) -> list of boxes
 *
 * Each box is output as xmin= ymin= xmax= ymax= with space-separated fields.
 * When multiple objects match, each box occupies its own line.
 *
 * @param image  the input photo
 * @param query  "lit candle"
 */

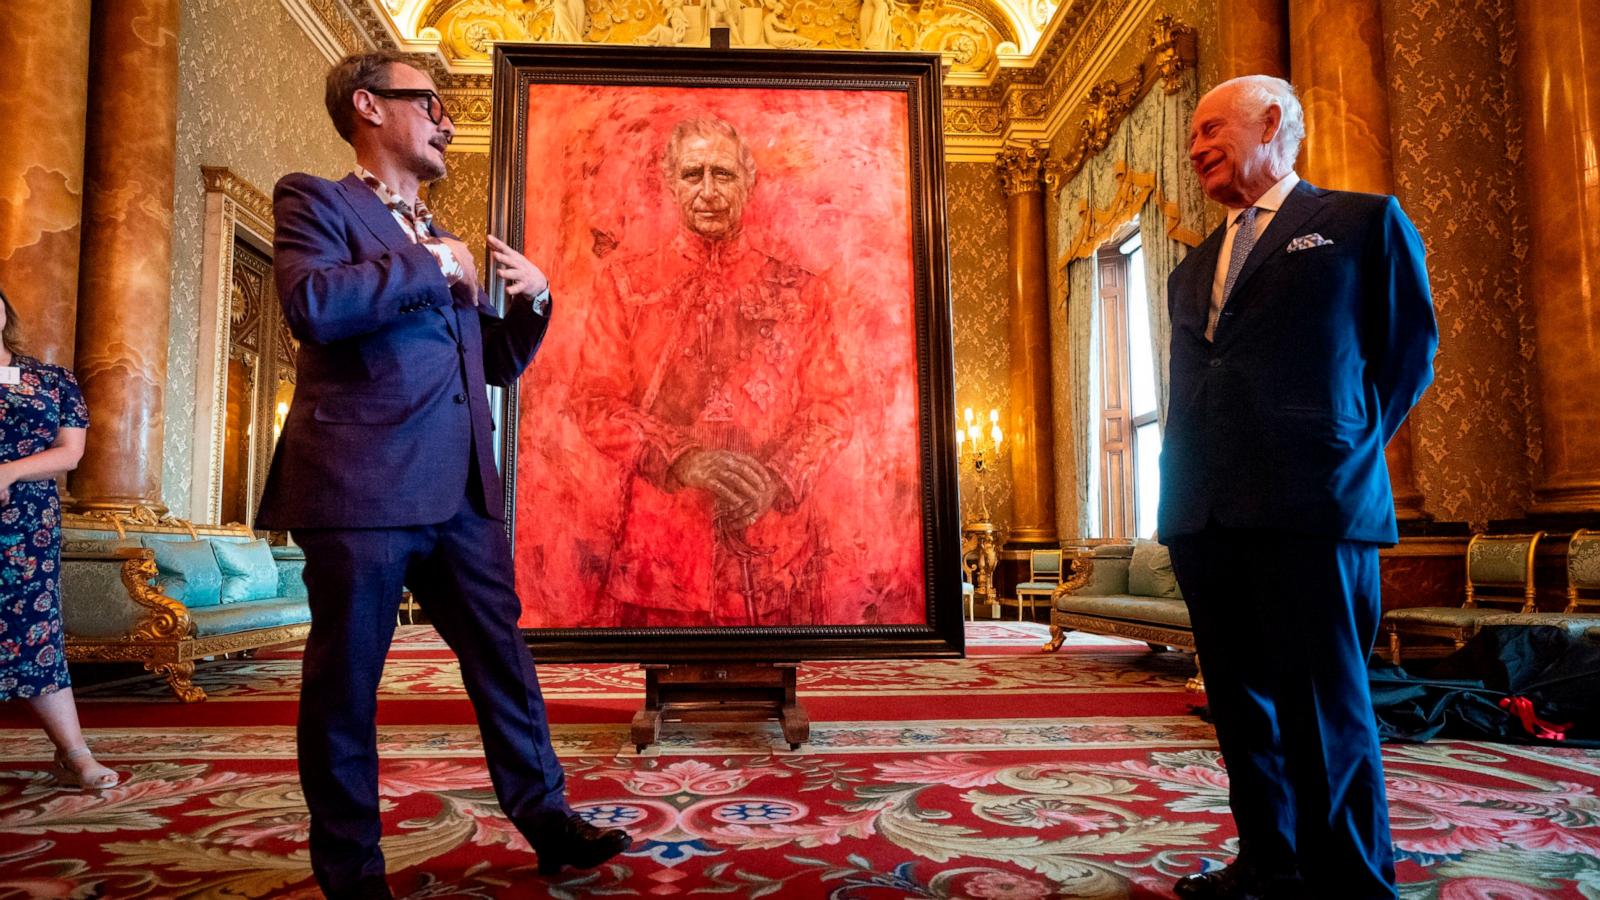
xmin=956 ymin=428 xmax=965 ymax=448
xmin=991 ymin=423 xmax=1003 ymax=449
xmin=989 ymin=408 xmax=999 ymax=424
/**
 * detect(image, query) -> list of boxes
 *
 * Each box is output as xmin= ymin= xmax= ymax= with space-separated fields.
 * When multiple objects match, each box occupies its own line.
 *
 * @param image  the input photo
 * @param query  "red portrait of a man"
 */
xmin=510 ymin=82 xmax=929 ymax=632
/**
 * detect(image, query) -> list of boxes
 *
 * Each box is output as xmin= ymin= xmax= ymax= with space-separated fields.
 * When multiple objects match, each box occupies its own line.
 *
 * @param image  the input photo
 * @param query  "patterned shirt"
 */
xmin=355 ymin=168 xmax=550 ymax=315
xmin=356 ymin=167 xmax=466 ymax=286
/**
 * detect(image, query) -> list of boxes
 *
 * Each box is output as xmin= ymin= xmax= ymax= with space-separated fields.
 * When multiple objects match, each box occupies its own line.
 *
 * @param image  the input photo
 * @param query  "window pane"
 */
xmin=1125 ymin=245 xmax=1158 ymax=418
xmin=1134 ymin=421 xmax=1162 ymax=539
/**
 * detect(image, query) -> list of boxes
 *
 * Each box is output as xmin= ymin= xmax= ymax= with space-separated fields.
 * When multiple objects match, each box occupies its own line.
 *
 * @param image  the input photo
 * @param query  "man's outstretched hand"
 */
xmin=487 ymin=234 xmax=549 ymax=299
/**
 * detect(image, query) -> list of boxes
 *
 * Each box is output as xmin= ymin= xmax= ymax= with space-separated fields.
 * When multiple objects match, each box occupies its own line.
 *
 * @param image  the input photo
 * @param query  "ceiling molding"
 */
xmin=282 ymin=0 xmax=1194 ymax=165
xmin=280 ymin=0 xmax=375 ymax=62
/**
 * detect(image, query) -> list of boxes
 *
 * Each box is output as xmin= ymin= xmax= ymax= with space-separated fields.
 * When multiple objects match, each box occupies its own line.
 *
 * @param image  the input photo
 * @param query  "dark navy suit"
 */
xmin=1158 ymin=179 xmax=1436 ymax=897
xmin=258 ymin=172 xmax=566 ymax=895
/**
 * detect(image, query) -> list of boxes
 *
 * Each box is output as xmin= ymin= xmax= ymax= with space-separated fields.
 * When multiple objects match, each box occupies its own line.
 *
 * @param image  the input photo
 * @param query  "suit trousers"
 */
xmin=1167 ymin=527 xmax=1396 ymax=899
xmin=292 ymin=490 xmax=571 ymax=895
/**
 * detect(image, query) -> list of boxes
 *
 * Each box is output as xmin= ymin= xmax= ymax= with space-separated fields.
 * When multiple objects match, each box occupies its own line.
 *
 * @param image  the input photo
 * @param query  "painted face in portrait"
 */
xmin=1187 ymin=84 xmax=1282 ymax=208
xmin=669 ymin=133 xmax=752 ymax=240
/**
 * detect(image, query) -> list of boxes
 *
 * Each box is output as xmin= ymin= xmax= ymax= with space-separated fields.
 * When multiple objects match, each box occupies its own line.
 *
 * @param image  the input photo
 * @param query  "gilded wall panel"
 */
xmin=945 ymin=161 xmax=1016 ymax=532
xmin=1382 ymin=0 xmax=1534 ymax=528
xmin=165 ymin=0 xmax=352 ymax=518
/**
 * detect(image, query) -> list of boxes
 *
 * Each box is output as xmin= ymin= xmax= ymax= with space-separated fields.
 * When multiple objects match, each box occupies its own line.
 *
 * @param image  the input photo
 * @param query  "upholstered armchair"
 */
xmin=1469 ymin=529 xmax=1600 ymax=638
xmin=1382 ymin=531 xmax=1544 ymax=663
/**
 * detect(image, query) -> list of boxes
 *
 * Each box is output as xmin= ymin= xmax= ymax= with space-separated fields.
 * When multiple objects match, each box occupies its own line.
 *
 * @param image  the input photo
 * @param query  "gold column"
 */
xmin=1514 ymin=1 xmax=1600 ymax=513
xmin=1218 ymin=0 xmax=1288 ymax=81
xmin=1290 ymin=0 xmax=1427 ymax=521
xmin=0 ymin=0 xmax=92 ymax=363
xmin=71 ymin=0 xmax=181 ymax=514
xmin=996 ymin=143 xmax=1058 ymax=548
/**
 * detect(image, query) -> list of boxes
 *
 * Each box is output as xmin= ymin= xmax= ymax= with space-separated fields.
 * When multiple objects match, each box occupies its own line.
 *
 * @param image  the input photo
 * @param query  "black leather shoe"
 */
xmin=533 ymin=813 xmax=632 ymax=876
xmin=1174 ymin=862 xmax=1305 ymax=899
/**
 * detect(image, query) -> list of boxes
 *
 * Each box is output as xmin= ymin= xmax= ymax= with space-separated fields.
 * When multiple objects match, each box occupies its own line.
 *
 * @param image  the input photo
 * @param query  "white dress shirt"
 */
xmin=1209 ymin=171 xmax=1302 ymax=323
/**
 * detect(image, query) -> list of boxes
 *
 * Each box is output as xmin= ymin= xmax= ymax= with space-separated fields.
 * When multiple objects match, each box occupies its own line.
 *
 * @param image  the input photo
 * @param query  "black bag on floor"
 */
xmin=1369 ymin=625 xmax=1600 ymax=746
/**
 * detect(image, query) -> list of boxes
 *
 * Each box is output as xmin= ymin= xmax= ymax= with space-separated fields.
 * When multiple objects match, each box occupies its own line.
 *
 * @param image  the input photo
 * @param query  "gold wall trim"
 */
xmin=280 ymin=0 xmax=373 ymax=63
xmin=1046 ymin=12 xmax=1194 ymax=178
xmin=201 ymin=167 xmax=274 ymax=233
xmin=191 ymin=168 xmax=276 ymax=525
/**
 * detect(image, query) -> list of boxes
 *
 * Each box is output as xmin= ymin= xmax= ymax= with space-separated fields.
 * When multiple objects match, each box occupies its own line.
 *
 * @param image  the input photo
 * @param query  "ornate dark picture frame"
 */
xmin=489 ymin=43 xmax=961 ymax=662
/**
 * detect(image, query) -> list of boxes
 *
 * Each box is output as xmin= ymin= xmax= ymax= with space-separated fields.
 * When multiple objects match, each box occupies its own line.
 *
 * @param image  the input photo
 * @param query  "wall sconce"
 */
xmin=955 ymin=406 xmax=1004 ymax=525
xmin=956 ymin=406 xmax=1004 ymax=619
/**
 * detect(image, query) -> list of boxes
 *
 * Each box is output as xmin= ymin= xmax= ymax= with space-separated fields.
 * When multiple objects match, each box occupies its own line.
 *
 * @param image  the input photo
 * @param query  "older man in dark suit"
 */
xmin=257 ymin=51 xmax=629 ymax=899
xmin=1159 ymin=75 xmax=1437 ymax=899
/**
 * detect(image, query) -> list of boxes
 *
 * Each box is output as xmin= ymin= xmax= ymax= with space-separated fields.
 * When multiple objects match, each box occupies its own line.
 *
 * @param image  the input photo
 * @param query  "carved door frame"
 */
xmin=190 ymin=167 xmax=280 ymax=526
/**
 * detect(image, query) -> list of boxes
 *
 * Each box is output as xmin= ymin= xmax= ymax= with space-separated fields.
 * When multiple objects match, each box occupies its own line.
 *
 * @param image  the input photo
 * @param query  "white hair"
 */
xmin=1215 ymin=74 xmax=1305 ymax=175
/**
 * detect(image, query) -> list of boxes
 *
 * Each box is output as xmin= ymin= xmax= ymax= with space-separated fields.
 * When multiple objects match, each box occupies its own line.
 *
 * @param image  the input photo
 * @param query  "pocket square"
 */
xmin=1286 ymin=233 xmax=1334 ymax=253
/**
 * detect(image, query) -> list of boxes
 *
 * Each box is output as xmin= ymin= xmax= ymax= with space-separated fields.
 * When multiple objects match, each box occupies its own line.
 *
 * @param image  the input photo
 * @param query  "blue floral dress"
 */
xmin=0 ymin=356 xmax=89 ymax=700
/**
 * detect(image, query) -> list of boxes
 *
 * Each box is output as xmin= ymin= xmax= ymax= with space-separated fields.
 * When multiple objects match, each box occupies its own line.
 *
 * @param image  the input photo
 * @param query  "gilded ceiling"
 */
xmin=288 ymin=0 xmax=1192 ymax=159
xmin=377 ymin=0 xmax=1060 ymax=75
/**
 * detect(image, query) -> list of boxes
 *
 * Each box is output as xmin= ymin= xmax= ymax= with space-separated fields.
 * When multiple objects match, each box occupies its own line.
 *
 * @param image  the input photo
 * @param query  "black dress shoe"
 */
xmin=1174 ymin=862 xmax=1305 ymax=899
xmin=533 ymin=813 xmax=632 ymax=876
xmin=1175 ymin=864 xmax=1251 ymax=899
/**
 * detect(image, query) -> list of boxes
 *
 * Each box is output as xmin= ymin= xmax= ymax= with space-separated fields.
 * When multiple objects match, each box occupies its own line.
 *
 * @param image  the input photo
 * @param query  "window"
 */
xmin=1094 ymin=225 xmax=1162 ymax=539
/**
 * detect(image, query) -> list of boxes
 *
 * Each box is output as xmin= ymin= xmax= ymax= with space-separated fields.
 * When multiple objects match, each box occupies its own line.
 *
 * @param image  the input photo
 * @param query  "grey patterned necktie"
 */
xmin=1209 ymin=206 xmax=1259 ymax=340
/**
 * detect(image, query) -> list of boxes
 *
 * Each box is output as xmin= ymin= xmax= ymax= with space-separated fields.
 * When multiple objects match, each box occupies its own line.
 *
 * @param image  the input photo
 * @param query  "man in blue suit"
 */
xmin=1159 ymin=75 xmax=1436 ymax=899
xmin=257 ymin=51 xmax=629 ymax=899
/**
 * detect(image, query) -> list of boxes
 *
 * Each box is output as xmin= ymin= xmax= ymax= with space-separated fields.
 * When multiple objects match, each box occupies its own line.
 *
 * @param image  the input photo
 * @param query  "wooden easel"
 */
xmin=631 ymin=662 xmax=810 ymax=752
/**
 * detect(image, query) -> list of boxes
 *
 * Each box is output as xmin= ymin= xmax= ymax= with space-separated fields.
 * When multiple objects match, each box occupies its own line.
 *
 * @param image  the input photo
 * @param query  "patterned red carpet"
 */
xmin=2 ymin=623 xmax=1598 ymax=898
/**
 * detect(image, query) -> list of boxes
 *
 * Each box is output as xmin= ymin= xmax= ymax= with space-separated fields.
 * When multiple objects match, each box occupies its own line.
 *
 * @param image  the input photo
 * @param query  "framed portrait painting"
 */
xmin=489 ymin=44 xmax=961 ymax=661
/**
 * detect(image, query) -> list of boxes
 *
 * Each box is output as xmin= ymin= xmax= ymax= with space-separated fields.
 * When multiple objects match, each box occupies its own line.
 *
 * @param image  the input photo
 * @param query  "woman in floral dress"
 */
xmin=0 ymin=288 xmax=116 ymax=790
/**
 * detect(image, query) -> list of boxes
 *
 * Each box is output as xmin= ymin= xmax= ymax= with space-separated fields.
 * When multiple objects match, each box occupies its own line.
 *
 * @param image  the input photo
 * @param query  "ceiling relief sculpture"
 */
xmin=413 ymin=0 xmax=1014 ymax=73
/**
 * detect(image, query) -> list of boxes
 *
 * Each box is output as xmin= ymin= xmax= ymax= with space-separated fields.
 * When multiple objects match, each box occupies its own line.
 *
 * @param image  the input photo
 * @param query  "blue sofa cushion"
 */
xmin=148 ymin=539 xmax=224 ymax=608
xmin=212 ymin=539 xmax=278 ymax=603
xmin=189 ymin=598 xmax=312 ymax=637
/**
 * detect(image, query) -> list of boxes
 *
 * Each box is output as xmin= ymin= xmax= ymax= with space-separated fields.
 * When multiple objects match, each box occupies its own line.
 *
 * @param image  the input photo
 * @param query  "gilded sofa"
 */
xmin=59 ymin=510 xmax=310 ymax=702
xmin=1042 ymin=541 xmax=1202 ymax=691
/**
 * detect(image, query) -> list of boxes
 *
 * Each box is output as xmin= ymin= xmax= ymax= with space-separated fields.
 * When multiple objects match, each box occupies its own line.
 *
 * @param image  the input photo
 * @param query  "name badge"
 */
xmin=0 ymin=366 xmax=19 ymax=385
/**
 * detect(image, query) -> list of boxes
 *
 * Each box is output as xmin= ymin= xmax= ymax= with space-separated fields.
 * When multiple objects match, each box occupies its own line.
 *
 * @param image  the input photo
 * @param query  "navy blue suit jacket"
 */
xmin=256 ymin=172 xmax=550 ymax=530
xmin=1157 ymin=180 xmax=1437 ymax=545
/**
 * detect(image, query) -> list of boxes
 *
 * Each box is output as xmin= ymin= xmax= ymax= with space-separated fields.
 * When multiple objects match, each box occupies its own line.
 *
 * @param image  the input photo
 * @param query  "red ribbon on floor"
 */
xmin=1498 ymin=696 xmax=1571 ymax=741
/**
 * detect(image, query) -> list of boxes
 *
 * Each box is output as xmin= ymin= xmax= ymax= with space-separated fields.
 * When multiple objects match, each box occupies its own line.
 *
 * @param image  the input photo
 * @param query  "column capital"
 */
xmin=995 ymin=141 xmax=1062 ymax=196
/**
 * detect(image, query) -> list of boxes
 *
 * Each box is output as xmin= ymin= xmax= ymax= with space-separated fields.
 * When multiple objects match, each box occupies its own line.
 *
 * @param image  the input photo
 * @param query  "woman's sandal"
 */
xmin=52 ymin=746 xmax=120 ymax=791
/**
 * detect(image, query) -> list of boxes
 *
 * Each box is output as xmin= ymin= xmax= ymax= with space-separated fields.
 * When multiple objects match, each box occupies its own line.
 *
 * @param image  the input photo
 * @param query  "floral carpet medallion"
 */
xmin=3 ymin=625 xmax=1597 ymax=898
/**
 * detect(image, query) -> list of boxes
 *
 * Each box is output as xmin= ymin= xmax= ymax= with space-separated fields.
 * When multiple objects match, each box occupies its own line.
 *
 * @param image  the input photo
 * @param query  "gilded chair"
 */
xmin=1471 ymin=528 xmax=1600 ymax=637
xmin=1382 ymin=531 xmax=1544 ymax=663
xmin=1015 ymin=549 xmax=1063 ymax=622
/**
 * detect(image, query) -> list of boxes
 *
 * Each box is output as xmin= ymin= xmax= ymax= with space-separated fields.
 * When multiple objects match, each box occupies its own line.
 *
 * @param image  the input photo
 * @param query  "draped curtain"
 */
xmin=1053 ymin=71 xmax=1206 ymax=538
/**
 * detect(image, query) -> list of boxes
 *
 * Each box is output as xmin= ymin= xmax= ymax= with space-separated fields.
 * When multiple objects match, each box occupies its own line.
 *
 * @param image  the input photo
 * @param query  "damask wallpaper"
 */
xmin=163 ymin=0 xmax=352 ymax=518
xmin=1381 ymin=0 xmax=1535 ymax=528
xmin=945 ymin=162 xmax=1015 ymax=532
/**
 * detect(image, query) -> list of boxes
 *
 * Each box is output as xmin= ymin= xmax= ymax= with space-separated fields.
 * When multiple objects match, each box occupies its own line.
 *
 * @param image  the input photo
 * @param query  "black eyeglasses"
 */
xmin=369 ymin=88 xmax=452 ymax=126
